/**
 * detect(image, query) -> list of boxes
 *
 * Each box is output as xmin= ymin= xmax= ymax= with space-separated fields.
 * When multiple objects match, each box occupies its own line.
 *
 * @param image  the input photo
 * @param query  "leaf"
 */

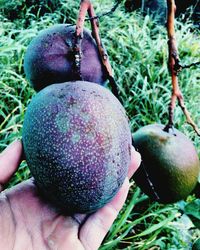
xmin=133 ymin=213 xmax=178 ymax=238
xmin=184 ymin=199 xmax=200 ymax=229
xmin=184 ymin=200 xmax=200 ymax=219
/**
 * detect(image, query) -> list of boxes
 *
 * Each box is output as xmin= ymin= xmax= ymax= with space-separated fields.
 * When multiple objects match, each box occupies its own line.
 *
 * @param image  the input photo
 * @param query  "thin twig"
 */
xmin=180 ymin=61 xmax=200 ymax=69
xmin=164 ymin=0 xmax=200 ymax=136
xmin=86 ymin=0 xmax=121 ymax=21
xmin=173 ymin=59 xmax=200 ymax=72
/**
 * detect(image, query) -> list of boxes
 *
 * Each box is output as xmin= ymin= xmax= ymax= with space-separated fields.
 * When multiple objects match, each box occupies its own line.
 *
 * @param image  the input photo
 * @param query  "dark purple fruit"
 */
xmin=24 ymin=24 xmax=107 ymax=92
xmin=22 ymin=81 xmax=132 ymax=213
xmin=133 ymin=124 xmax=200 ymax=203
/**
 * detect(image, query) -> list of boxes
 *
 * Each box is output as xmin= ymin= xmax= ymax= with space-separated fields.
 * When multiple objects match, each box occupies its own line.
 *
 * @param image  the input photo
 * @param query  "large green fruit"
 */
xmin=22 ymin=81 xmax=132 ymax=213
xmin=24 ymin=24 xmax=107 ymax=92
xmin=133 ymin=124 xmax=200 ymax=203
xmin=193 ymin=238 xmax=200 ymax=250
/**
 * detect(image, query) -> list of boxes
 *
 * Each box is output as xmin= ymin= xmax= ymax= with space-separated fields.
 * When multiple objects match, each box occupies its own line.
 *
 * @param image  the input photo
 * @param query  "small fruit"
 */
xmin=133 ymin=124 xmax=200 ymax=203
xmin=192 ymin=238 xmax=200 ymax=250
xmin=22 ymin=81 xmax=132 ymax=213
xmin=24 ymin=24 xmax=107 ymax=91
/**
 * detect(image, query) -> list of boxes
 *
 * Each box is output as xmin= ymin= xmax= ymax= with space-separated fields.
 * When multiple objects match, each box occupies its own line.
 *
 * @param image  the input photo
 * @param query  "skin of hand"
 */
xmin=0 ymin=140 xmax=141 ymax=250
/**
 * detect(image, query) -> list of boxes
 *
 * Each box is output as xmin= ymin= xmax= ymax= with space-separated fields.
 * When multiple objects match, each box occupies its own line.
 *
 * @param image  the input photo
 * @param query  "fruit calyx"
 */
xmin=163 ymin=123 xmax=177 ymax=136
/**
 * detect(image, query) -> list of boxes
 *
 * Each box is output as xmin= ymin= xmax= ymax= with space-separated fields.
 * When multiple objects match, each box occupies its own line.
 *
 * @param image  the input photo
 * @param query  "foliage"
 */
xmin=0 ymin=0 xmax=200 ymax=249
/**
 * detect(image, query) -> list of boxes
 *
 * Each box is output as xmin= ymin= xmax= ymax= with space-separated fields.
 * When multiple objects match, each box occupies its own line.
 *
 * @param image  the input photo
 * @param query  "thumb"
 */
xmin=0 ymin=140 xmax=23 ymax=189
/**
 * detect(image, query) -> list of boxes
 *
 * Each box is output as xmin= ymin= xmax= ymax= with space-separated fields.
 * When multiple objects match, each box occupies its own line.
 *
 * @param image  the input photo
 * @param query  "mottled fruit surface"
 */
xmin=22 ymin=81 xmax=132 ymax=213
xmin=133 ymin=124 xmax=200 ymax=203
xmin=24 ymin=24 xmax=107 ymax=91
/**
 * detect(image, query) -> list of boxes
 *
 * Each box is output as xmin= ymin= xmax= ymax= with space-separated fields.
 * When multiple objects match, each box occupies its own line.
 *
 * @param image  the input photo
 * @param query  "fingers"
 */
xmin=79 ymin=147 xmax=141 ymax=249
xmin=43 ymin=216 xmax=83 ymax=250
xmin=79 ymin=178 xmax=130 ymax=250
xmin=127 ymin=146 xmax=141 ymax=179
xmin=0 ymin=140 xmax=23 ymax=187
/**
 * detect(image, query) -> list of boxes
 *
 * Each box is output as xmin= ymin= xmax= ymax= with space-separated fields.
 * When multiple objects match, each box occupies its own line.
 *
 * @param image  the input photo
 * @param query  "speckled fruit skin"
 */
xmin=22 ymin=81 xmax=132 ymax=213
xmin=133 ymin=124 xmax=200 ymax=203
xmin=24 ymin=24 xmax=107 ymax=92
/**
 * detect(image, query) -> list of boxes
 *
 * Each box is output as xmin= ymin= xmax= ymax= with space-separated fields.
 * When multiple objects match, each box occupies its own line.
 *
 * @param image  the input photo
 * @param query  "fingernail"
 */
xmin=131 ymin=146 xmax=136 ymax=152
xmin=131 ymin=147 xmax=141 ymax=162
xmin=135 ymin=150 xmax=141 ymax=160
xmin=124 ymin=177 xmax=130 ymax=188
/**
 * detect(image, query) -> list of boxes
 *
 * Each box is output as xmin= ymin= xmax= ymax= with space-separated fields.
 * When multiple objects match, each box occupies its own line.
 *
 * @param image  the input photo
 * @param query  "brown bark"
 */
xmin=165 ymin=0 xmax=200 ymax=136
xmin=75 ymin=0 xmax=120 ymax=101
xmin=87 ymin=4 xmax=113 ymax=77
xmin=75 ymin=0 xmax=113 ymax=77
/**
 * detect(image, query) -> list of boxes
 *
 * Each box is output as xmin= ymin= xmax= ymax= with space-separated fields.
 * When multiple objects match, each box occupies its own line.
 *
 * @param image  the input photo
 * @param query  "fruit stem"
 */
xmin=165 ymin=0 xmax=200 ymax=136
xmin=87 ymin=2 xmax=121 ymax=102
xmin=74 ymin=1 xmax=90 ymax=80
xmin=75 ymin=0 xmax=121 ymax=102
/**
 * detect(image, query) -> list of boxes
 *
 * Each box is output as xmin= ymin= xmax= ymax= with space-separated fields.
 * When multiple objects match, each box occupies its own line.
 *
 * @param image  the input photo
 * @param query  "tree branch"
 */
xmin=87 ymin=2 xmax=121 ymax=101
xmin=164 ymin=0 xmax=200 ymax=136
xmin=86 ymin=0 xmax=121 ymax=21
xmin=74 ymin=0 xmax=121 ymax=102
xmin=73 ymin=1 xmax=90 ymax=80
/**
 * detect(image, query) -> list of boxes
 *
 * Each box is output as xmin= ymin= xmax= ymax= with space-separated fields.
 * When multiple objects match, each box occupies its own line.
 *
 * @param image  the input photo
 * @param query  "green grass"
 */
xmin=0 ymin=0 xmax=200 ymax=249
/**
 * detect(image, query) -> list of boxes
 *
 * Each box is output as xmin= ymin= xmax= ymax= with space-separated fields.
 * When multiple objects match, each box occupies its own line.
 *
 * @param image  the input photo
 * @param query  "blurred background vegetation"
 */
xmin=0 ymin=0 xmax=199 ymax=249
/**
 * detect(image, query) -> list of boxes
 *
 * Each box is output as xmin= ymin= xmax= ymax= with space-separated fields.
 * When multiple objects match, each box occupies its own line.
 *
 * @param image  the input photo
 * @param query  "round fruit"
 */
xmin=193 ymin=238 xmax=200 ymax=250
xmin=133 ymin=124 xmax=200 ymax=203
xmin=22 ymin=81 xmax=132 ymax=213
xmin=24 ymin=24 xmax=107 ymax=92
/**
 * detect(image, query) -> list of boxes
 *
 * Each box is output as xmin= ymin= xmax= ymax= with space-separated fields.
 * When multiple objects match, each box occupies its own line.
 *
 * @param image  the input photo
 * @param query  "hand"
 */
xmin=0 ymin=141 xmax=141 ymax=250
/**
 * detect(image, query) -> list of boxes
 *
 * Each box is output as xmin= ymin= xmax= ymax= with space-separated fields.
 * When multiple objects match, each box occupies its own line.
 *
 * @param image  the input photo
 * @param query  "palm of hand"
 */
xmin=3 ymin=179 xmax=85 ymax=249
xmin=0 ymin=141 xmax=141 ymax=250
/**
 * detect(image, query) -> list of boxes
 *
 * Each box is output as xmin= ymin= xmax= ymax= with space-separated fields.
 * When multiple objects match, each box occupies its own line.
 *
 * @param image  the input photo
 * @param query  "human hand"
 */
xmin=0 ymin=141 xmax=141 ymax=250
